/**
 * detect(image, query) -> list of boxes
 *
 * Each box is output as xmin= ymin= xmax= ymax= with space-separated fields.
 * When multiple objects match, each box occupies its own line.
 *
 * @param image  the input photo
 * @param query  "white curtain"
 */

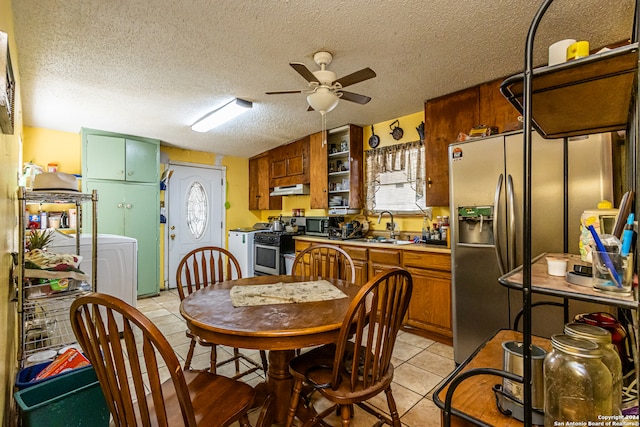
xmin=365 ymin=141 xmax=426 ymax=214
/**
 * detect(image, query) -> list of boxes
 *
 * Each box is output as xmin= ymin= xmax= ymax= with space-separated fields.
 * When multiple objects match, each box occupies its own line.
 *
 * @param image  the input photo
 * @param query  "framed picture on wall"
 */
xmin=0 ymin=31 xmax=15 ymax=135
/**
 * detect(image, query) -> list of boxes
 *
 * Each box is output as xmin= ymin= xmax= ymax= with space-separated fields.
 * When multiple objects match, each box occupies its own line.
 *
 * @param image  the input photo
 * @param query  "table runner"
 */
xmin=230 ymin=279 xmax=348 ymax=307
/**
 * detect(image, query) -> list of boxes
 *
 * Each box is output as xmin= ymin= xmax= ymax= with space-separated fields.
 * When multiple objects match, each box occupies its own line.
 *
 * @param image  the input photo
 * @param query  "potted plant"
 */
xmin=26 ymin=225 xmax=54 ymax=251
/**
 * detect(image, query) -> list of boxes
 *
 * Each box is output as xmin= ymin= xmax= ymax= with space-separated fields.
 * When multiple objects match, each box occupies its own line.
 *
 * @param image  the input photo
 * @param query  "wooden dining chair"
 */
xmin=70 ymin=292 xmax=266 ymax=427
xmin=285 ymin=267 xmax=413 ymax=427
xmin=292 ymin=244 xmax=356 ymax=283
xmin=176 ymin=246 xmax=268 ymax=378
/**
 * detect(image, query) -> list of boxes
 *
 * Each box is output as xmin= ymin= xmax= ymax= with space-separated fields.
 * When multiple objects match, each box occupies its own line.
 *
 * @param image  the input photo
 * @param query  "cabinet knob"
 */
xmin=118 ymin=170 xmax=124 ymax=175
xmin=117 ymin=203 xmax=124 ymax=208
xmin=170 ymin=225 xmax=175 ymax=230
xmin=128 ymin=171 xmax=133 ymax=176
xmin=170 ymin=233 xmax=176 ymax=240
xmin=126 ymin=204 xmax=132 ymax=209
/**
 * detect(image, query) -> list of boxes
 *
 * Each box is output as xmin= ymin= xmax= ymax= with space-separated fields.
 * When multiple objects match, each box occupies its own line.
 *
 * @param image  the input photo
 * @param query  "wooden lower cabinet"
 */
xmin=340 ymin=245 xmax=368 ymax=286
xmin=403 ymin=251 xmax=452 ymax=339
xmin=294 ymin=238 xmax=452 ymax=342
xmin=295 ymin=241 xmax=368 ymax=286
xmin=368 ymin=248 xmax=402 ymax=279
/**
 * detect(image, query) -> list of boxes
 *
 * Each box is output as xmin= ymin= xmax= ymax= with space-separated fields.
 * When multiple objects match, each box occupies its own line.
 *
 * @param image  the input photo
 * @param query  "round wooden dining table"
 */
xmin=179 ymin=274 xmax=362 ymax=425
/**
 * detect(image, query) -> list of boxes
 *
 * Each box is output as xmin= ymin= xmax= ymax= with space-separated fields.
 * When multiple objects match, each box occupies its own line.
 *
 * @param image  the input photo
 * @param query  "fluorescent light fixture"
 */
xmin=191 ymin=98 xmax=252 ymax=132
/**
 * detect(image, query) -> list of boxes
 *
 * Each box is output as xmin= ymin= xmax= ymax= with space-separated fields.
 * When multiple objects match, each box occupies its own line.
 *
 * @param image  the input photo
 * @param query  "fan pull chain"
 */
xmin=321 ymin=112 xmax=327 ymax=147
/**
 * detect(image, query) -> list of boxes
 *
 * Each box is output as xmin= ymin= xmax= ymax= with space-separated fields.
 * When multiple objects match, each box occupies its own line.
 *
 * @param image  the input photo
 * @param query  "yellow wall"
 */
xmin=1 ymin=0 xmax=22 ymax=422
xmin=362 ymin=111 xmax=425 ymax=149
xmin=23 ymin=127 xmax=81 ymax=174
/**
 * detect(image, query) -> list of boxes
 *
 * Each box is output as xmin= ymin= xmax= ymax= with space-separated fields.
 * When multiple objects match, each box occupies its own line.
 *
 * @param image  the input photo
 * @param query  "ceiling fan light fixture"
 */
xmin=306 ymin=89 xmax=339 ymax=114
xmin=191 ymin=98 xmax=252 ymax=132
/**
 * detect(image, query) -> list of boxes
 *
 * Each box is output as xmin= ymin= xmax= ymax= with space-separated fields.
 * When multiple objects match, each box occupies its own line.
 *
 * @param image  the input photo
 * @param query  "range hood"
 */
xmin=269 ymin=184 xmax=310 ymax=196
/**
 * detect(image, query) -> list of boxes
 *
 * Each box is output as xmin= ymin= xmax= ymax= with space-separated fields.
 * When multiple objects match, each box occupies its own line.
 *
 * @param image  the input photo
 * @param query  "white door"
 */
xmin=167 ymin=163 xmax=225 ymax=288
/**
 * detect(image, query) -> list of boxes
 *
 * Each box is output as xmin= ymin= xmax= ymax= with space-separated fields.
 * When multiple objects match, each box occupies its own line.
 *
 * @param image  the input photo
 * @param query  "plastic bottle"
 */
xmin=39 ymin=211 xmax=47 ymax=229
xmin=422 ymin=217 xmax=429 ymax=242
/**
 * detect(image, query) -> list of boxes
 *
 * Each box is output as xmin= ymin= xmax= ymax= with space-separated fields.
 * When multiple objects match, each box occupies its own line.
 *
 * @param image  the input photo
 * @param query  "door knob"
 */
xmin=170 ymin=234 xmax=176 ymax=240
xmin=170 ymin=225 xmax=175 ymax=230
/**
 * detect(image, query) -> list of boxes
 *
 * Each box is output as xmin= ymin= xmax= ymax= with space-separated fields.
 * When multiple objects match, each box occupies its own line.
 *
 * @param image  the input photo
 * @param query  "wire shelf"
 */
xmin=21 ymin=292 xmax=87 ymax=359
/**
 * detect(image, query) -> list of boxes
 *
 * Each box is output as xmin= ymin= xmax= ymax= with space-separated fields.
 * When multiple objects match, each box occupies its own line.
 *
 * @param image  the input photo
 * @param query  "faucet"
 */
xmin=377 ymin=211 xmax=395 ymax=240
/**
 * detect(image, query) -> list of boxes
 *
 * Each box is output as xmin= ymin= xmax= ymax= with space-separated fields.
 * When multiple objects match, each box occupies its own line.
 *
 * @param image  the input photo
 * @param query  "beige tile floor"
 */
xmin=136 ymin=289 xmax=456 ymax=426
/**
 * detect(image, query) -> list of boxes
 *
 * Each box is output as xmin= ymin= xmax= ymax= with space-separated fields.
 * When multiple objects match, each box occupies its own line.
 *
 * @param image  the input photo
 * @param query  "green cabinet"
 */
xmin=82 ymin=129 xmax=161 ymax=297
xmin=83 ymin=180 xmax=160 ymax=297
xmin=84 ymin=134 xmax=158 ymax=183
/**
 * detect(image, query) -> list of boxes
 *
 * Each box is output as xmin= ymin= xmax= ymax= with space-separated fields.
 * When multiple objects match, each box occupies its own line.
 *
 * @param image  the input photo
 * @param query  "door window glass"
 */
xmin=186 ymin=181 xmax=208 ymax=239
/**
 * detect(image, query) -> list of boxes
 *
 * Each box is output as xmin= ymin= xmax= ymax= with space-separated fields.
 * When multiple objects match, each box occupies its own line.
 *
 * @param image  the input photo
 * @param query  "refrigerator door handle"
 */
xmin=506 ymin=174 xmax=516 ymax=271
xmin=493 ymin=174 xmax=506 ymax=275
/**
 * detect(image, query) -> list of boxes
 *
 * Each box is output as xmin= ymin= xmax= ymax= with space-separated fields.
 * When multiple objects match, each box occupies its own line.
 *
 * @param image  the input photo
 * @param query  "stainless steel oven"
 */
xmin=253 ymin=232 xmax=295 ymax=276
xmin=254 ymin=242 xmax=282 ymax=276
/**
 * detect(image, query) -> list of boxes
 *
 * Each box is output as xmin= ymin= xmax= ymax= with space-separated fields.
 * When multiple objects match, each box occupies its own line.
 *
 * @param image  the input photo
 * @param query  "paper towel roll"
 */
xmin=548 ymin=39 xmax=576 ymax=65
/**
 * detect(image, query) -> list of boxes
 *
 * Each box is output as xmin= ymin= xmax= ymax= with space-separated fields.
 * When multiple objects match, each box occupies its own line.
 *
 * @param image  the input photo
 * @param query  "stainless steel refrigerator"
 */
xmin=449 ymin=130 xmax=614 ymax=363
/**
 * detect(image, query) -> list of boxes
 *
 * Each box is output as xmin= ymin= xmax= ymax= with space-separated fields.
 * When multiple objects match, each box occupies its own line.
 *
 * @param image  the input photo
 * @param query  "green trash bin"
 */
xmin=14 ymin=365 xmax=110 ymax=427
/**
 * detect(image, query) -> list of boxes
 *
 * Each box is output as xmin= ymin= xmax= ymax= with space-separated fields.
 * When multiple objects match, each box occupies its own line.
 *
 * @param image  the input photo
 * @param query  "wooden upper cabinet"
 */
xmin=249 ymin=153 xmax=282 ymax=210
xmin=425 ymin=86 xmax=479 ymax=207
xmin=309 ymin=132 xmax=328 ymax=209
xmin=478 ymin=79 xmax=521 ymax=132
xmin=269 ymin=136 xmax=310 ymax=188
xmin=424 ymin=78 xmax=520 ymax=207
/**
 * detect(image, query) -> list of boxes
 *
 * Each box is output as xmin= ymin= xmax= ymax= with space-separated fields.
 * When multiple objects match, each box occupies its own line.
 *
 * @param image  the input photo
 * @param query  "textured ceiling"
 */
xmin=11 ymin=0 xmax=635 ymax=158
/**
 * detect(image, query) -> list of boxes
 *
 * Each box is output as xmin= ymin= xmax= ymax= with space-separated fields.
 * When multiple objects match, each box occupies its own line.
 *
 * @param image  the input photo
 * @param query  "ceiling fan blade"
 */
xmin=266 ymin=90 xmax=304 ymax=95
xmin=334 ymin=68 xmax=376 ymax=88
xmin=340 ymin=90 xmax=371 ymax=105
xmin=290 ymin=63 xmax=320 ymax=83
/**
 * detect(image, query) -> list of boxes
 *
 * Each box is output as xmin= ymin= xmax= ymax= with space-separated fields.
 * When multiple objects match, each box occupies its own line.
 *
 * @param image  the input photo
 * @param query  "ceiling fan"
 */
xmin=266 ymin=51 xmax=376 ymax=114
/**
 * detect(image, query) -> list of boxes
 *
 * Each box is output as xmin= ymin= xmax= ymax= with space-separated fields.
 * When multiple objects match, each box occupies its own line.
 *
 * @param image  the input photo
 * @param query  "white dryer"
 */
xmin=47 ymin=231 xmax=138 ymax=308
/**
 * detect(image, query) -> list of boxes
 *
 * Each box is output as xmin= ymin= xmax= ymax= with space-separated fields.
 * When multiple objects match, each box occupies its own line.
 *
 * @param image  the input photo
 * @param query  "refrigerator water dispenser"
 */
xmin=457 ymin=206 xmax=494 ymax=245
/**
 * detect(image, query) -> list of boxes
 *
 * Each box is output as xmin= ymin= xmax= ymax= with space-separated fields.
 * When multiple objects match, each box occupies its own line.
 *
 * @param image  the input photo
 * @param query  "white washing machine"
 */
xmin=47 ymin=231 xmax=138 ymax=308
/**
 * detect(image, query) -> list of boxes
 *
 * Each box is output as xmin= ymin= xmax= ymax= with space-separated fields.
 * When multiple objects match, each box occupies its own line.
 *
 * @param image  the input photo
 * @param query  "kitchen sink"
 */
xmin=352 ymin=238 xmax=414 ymax=246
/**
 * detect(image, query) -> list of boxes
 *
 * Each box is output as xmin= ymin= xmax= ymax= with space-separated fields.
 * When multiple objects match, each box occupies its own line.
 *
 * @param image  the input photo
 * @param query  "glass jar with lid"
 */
xmin=544 ymin=334 xmax=613 ymax=426
xmin=564 ymin=322 xmax=623 ymax=415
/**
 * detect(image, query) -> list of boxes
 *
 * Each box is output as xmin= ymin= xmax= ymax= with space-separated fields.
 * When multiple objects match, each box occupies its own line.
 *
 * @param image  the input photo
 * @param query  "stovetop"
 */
xmin=254 ymin=231 xmax=299 ymax=253
xmin=258 ymin=231 xmax=303 ymax=237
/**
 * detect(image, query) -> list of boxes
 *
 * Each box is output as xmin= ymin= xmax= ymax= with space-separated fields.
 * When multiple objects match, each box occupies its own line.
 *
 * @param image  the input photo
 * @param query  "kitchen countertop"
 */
xmin=293 ymin=235 xmax=451 ymax=254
